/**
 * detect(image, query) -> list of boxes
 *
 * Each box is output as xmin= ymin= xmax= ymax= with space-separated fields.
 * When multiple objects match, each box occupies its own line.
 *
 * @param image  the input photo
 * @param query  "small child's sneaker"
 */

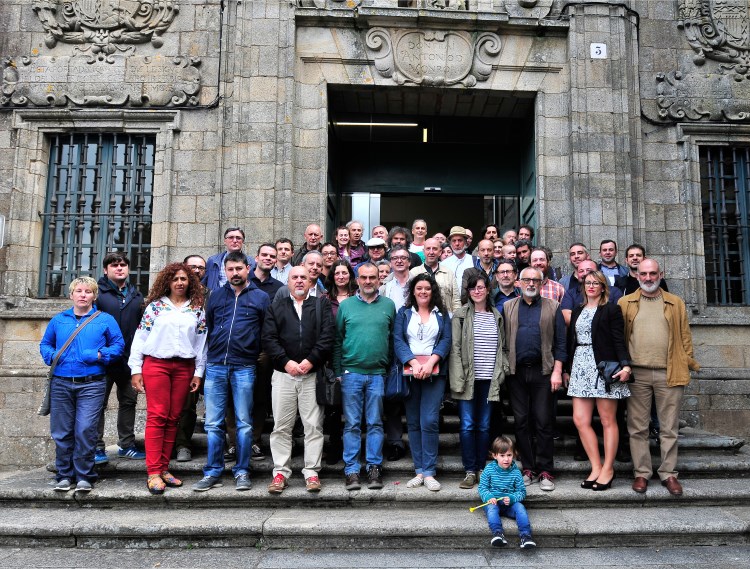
xmin=491 ymin=533 xmax=508 ymax=547
xmin=520 ymin=536 xmax=537 ymax=549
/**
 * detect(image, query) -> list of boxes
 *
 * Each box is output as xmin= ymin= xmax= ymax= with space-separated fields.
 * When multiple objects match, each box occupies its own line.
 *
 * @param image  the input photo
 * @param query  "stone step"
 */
xmin=0 ymin=503 xmax=747 ymax=549
xmin=94 ymin=448 xmax=750 ymax=481
xmin=4 ymin=467 xmax=750 ymax=510
xmin=176 ymin=426 xmax=746 ymax=454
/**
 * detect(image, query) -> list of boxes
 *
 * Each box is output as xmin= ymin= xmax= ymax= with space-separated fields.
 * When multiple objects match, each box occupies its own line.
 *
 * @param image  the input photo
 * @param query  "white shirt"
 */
xmin=128 ymin=296 xmax=208 ymax=377
xmin=406 ymin=307 xmax=439 ymax=356
xmin=380 ymin=274 xmax=410 ymax=311
xmin=442 ymin=253 xmax=474 ymax=293
xmin=271 ymin=263 xmax=291 ymax=285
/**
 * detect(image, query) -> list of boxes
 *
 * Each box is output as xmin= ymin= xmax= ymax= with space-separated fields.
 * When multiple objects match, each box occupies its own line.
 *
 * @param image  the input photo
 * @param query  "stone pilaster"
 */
xmin=567 ymin=2 xmax=644 ymax=251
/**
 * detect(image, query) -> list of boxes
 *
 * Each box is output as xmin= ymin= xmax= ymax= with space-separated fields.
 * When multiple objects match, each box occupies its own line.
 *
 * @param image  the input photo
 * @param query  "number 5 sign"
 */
xmin=590 ymin=43 xmax=607 ymax=59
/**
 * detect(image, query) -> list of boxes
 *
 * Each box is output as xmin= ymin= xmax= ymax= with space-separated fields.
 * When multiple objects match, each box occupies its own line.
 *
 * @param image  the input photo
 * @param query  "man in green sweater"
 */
xmin=333 ymin=262 xmax=396 ymax=491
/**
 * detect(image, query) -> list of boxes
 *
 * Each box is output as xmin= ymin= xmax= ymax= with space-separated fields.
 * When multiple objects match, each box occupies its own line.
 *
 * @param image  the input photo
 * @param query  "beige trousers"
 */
xmin=627 ymin=367 xmax=684 ymax=481
xmin=269 ymin=370 xmax=324 ymax=480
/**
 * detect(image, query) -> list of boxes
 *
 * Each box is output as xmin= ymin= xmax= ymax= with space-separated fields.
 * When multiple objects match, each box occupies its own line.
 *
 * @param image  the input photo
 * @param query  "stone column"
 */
xmin=567 ymin=2 xmax=644 ymax=250
xmin=220 ymin=0 xmax=296 ymax=248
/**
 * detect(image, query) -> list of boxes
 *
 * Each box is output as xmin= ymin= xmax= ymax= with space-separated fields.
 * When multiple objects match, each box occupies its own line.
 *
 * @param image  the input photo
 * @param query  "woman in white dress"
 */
xmin=565 ymin=271 xmax=632 ymax=491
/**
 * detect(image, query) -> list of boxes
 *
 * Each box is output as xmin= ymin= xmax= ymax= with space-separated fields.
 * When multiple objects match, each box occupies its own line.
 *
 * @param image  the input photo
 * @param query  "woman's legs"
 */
xmin=596 ymin=398 xmax=619 ymax=482
xmin=572 ymin=397 xmax=601 ymax=480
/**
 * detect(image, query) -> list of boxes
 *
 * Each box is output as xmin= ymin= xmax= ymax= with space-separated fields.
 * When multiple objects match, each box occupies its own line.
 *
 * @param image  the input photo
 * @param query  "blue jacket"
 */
xmin=205 ymin=281 xmax=270 ymax=366
xmin=393 ymin=306 xmax=452 ymax=378
xmin=40 ymin=306 xmax=125 ymax=377
xmin=203 ymin=252 xmax=255 ymax=292
xmin=96 ymin=277 xmax=144 ymax=368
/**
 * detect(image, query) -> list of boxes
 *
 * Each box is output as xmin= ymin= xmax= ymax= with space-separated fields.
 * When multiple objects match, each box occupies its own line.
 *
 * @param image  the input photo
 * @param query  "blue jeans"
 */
xmin=457 ymin=380 xmax=491 ymax=473
xmin=341 ymin=373 xmax=384 ymax=475
xmin=203 ymin=363 xmax=255 ymax=478
xmin=485 ymin=501 xmax=533 ymax=538
xmin=404 ymin=376 xmax=445 ymax=477
xmin=50 ymin=377 xmax=108 ymax=483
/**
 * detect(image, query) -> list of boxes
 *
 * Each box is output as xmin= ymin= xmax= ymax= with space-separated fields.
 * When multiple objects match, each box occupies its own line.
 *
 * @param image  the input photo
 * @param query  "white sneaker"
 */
xmin=406 ymin=475 xmax=424 ymax=488
xmin=538 ymin=472 xmax=555 ymax=491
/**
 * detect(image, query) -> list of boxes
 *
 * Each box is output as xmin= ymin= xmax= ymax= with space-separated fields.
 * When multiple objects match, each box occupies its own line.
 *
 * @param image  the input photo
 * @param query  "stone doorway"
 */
xmin=326 ymin=84 xmax=536 ymax=237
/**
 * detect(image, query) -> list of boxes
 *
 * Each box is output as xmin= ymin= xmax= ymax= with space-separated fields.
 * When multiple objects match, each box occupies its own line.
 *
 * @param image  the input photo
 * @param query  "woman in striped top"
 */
xmin=449 ymin=273 xmax=509 ymax=490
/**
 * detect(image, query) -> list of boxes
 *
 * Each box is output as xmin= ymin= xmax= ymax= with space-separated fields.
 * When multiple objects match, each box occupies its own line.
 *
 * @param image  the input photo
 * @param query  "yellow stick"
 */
xmin=469 ymin=501 xmax=491 ymax=512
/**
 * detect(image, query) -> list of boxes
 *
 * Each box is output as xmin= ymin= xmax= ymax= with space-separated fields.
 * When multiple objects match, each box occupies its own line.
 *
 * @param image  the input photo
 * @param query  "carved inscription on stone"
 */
xmin=2 ymin=55 xmax=201 ymax=107
xmin=365 ymin=29 xmax=501 ymax=87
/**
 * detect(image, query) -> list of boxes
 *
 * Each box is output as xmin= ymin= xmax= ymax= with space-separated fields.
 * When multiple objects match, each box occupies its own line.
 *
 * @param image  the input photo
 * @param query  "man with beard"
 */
xmin=493 ymin=260 xmax=520 ymax=315
xmin=334 ymin=263 xmax=396 ymax=491
xmin=619 ymin=259 xmax=699 ymax=496
xmin=409 ymin=237 xmax=461 ymax=314
xmin=442 ymin=226 xmax=475 ymax=293
xmin=502 ymin=267 xmax=566 ymax=492
xmin=514 ymin=239 xmax=533 ymax=272
xmin=193 ymin=252 xmax=270 ymax=492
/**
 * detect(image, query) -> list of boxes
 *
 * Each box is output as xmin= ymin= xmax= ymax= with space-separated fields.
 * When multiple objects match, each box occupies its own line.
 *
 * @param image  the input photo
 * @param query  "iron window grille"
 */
xmin=700 ymin=146 xmax=750 ymax=306
xmin=39 ymin=133 xmax=154 ymax=298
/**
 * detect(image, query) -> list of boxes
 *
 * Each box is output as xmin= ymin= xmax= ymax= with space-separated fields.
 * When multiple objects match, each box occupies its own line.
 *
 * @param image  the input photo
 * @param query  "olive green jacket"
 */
xmin=449 ymin=304 xmax=509 ymax=401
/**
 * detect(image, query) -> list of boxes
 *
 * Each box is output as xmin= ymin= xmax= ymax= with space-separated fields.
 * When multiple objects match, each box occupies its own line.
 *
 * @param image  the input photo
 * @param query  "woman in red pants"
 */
xmin=129 ymin=263 xmax=206 ymax=494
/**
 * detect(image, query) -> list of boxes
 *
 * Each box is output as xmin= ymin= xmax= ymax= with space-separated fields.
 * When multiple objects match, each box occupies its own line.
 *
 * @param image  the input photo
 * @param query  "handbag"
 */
xmin=403 ymin=355 xmax=440 ymax=377
xmin=385 ymin=358 xmax=410 ymax=401
xmin=313 ymin=297 xmax=341 ymax=406
xmin=38 ymin=310 xmax=102 ymax=416
xmin=596 ymin=360 xmax=633 ymax=393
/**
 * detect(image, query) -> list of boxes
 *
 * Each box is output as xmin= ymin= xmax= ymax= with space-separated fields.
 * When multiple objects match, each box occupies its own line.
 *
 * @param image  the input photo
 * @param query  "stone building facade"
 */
xmin=0 ymin=0 xmax=748 ymax=468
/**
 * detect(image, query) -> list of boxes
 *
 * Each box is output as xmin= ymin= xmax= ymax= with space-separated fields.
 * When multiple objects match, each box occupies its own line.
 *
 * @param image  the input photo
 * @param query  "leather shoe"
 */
xmin=632 ymin=477 xmax=649 ymax=493
xmin=661 ymin=476 xmax=683 ymax=496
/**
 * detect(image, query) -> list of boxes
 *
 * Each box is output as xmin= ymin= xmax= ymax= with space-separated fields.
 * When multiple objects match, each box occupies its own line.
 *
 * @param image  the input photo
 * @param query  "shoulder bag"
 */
xmin=38 ymin=311 xmax=102 ymax=416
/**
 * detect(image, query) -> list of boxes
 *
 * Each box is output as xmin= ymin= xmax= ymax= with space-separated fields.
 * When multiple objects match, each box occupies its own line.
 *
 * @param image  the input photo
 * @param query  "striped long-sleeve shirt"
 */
xmin=478 ymin=461 xmax=527 ymax=505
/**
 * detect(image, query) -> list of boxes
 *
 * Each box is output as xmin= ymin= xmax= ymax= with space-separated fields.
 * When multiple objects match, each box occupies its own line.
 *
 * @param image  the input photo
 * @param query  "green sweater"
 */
xmin=333 ymin=294 xmax=396 ymax=376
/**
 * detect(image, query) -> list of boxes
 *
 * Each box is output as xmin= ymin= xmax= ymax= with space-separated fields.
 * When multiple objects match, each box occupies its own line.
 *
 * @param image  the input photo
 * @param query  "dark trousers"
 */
xmin=507 ymin=363 xmax=555 ymax=474
xmin=96 ymin=366 xmax=137 ymax=450
xmin=175 ymin=390 xmax=199 ymax=450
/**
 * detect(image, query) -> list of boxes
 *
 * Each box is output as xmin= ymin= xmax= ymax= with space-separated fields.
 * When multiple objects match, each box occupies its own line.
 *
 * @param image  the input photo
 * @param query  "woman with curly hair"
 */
xmin=129 ymin=263 xmax=207 ymax=495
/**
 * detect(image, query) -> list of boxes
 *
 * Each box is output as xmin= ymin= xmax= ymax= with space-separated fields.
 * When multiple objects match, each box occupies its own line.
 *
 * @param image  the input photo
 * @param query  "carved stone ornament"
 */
xmin=365 ymin=29 xmax=501 ymax=87
xmin=1 ymin=54 xmax=201 ymax=107
xmin=677 ymin=0 xmax=750 ymax=81
xmin=32 ymin=0 xmax=179 ymax=55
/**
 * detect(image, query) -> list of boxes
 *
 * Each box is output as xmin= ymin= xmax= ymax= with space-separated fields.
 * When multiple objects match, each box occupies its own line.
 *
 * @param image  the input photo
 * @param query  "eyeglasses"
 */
xmin=496 ymin=269 xmax=515 ymax=275
xmin=187 ymin=265 xmax=206 ymax=273
xmin=225 ymin=235 xmax=244 ymax=241
xmin=417 ymin=323 xmax=425 ymax=341
xmin=391 ymin=256 xmax=409 ymax=262
xmin=520 ymin=278 xmax=542 ymax=284
xmin=322 ymin=251 xmax=338 ymax=257
xmin=584 ymin=281 xmax=602 ymax=287
xmin=469 ymin=285 xmax=487 ymax=293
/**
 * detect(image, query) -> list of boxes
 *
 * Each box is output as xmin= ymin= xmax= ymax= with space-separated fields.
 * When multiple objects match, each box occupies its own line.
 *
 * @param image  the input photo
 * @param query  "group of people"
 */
xmin=40 ymin=219 xmax=699 ymax=547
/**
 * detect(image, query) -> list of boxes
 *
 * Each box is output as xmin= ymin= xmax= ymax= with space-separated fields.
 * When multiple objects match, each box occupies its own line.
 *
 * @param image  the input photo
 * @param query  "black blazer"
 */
xmin=566 ymin=302 xmax=631 ymax=372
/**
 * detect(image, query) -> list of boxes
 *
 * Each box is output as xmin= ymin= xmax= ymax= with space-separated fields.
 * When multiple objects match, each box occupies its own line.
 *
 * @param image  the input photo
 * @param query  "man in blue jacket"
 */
xmin=94 ymin=252 xmax=145 ymax=464
xmin=193 ymin=251 xmax=271 ymax=492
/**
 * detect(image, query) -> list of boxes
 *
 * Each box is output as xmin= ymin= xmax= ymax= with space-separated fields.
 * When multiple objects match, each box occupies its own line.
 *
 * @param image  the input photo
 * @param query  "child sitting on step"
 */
xmin=478 ymin=436 xmax=537 ymax=549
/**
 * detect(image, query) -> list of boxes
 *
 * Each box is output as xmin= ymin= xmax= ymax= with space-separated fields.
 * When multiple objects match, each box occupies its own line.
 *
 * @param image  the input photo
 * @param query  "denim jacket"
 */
xmin=393 ymin=306 xmax=452 ymax=378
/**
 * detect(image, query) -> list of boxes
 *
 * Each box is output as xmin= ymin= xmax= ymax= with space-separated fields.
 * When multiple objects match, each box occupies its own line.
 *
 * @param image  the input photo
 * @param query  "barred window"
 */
xmin=700 ymin=146 xmax=750 ymax=306
xmin=40 ymin=133 xmax=154 ymax=298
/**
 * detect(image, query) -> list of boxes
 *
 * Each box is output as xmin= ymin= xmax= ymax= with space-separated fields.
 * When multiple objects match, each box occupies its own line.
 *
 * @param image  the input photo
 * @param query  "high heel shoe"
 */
xmin=592 ymin=474 xmax=615 ymax=491
xmin=581 ymin=479 xmax=597 ymax=489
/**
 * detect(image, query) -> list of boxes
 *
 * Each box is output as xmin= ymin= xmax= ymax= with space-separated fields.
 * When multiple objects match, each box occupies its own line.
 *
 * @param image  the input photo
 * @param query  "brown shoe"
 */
xmin=661 ymin=476 xmax=683 ymax=496
xmin=632 ymin=477 xmax=649 ymax=493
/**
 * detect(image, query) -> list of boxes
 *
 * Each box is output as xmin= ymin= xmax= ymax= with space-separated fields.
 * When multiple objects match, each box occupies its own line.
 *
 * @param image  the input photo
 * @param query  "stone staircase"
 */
xmin=0 ymin=409 xmax=748 ymax=550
